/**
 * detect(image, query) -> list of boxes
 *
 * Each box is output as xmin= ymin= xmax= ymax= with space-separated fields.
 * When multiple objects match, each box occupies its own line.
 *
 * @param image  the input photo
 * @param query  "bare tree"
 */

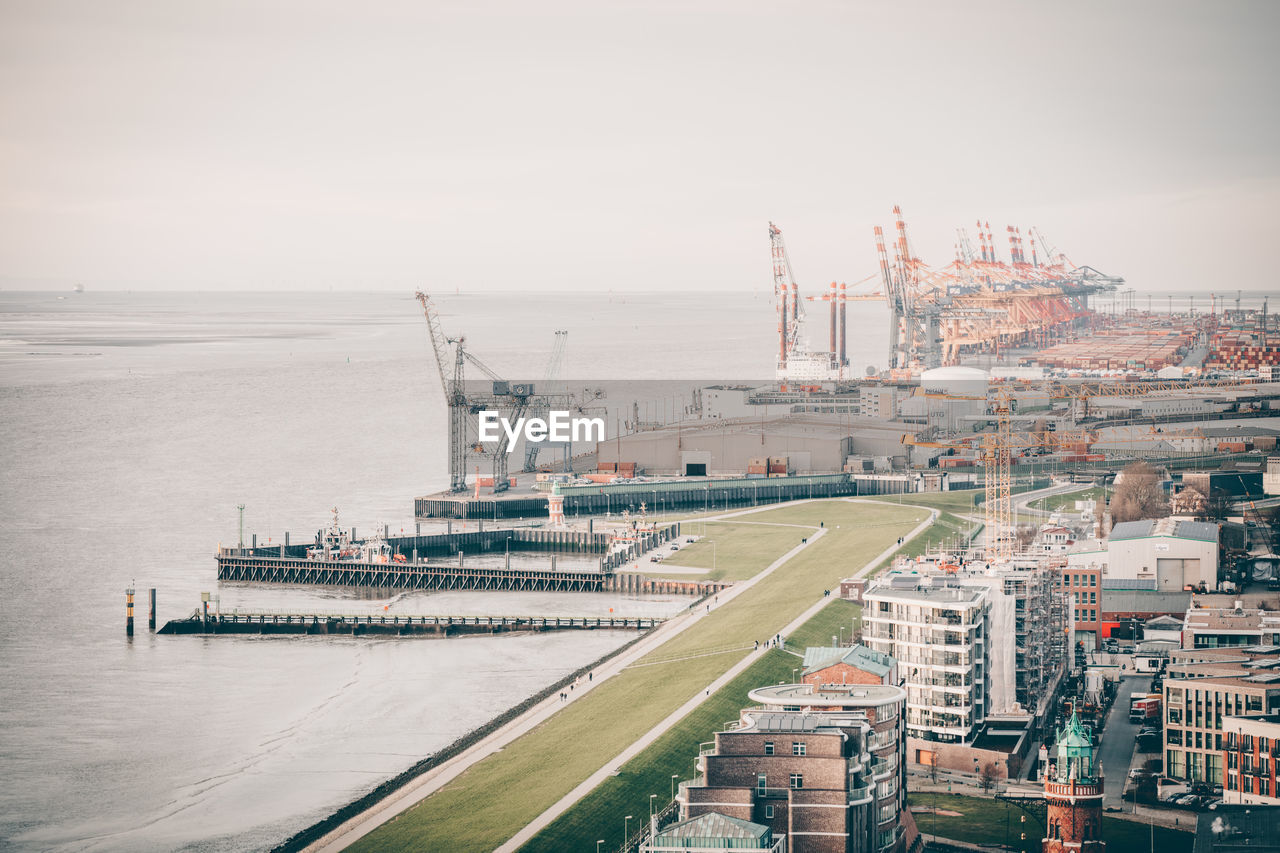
xmin=980 ymin=762 xmax=999 ymax=793
xmin=1110 ymin=462 xmax=1170 ymax=524
xmin=929 ymin=754 xmax=940 ymax=784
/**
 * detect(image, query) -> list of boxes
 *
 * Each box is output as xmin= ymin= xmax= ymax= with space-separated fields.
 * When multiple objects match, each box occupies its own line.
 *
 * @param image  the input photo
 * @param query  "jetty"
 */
xmin=158 ymin=611 xmax=665 ymax=636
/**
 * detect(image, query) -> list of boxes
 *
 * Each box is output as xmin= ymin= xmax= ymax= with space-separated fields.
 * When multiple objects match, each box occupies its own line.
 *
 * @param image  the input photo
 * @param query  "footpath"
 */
xmin=308 ymin=498 xmax=928 ymax=853
xmin=496 ymin=497 xmax=938 ymax=852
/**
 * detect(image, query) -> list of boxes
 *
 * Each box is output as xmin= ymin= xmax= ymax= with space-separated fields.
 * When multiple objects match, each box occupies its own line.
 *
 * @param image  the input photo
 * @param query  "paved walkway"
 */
xmin=305 ymin=500 xmax=834 ymax=853
xmin=496 ymin=498 xmax=938 ymax=852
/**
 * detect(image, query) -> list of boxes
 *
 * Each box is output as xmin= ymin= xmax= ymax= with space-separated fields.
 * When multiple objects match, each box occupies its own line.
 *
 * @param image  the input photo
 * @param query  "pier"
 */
xmin=158 ymin=612 xmax=664 ymax=636
xmin=217 ymin=555 xmax=611 ymax=592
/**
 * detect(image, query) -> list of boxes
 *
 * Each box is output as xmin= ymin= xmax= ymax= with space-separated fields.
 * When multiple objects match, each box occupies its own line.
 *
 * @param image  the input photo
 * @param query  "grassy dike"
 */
xmin=348 ymin=500 xmax=926 ymax=853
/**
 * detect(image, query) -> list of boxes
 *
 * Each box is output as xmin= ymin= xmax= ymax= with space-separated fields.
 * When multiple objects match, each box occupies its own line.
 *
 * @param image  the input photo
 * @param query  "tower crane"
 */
xmin=904 ymin=378 xmax=1250 ymax=563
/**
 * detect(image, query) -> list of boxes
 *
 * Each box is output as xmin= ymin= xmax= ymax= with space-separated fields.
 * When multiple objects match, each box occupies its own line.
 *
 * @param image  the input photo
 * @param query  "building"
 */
xmin=1192 ymin=804 xmax=1280 ymax=853
xmin=1065 ymin=546 xmax=1106 ymax=650
xmin=679 ymin=682 xmax=913 ymax=853
xmin=1163 ymin=645 xmax=1280 ymax=783
xmin=862 ymin=579 xmax=990 ymax=744
xmin=1107 ymin=518 xmax=1221 ymax=593
xmin=641 ymin=812 xmax=785 ymax=853
xmin=1265 ymin=457 xmax=1280 ymax=497
xmin=1223 ymin=714 xmax=1280 ymax=805
xmin=1182 ymin=598 xmax=1280 ymax=649
xmin=1042 ymin=709 xmax=1105 ymax=853
xmin=801 ymin=645 xmax=897 ymax=688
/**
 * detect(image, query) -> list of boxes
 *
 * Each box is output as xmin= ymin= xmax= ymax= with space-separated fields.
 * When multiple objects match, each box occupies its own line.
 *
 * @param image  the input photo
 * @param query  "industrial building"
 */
xmin=677 ymin=682 xmax=913 ymax=853
xmin=593 ymin=414 xmax=919 ymax=477
xmin=1107 ymin=519 xmax=1222 ymax=592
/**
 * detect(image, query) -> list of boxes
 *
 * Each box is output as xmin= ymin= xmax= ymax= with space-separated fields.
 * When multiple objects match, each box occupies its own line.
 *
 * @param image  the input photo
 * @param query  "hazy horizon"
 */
xmin=2 ymin=1 xmax=1278 ymax=294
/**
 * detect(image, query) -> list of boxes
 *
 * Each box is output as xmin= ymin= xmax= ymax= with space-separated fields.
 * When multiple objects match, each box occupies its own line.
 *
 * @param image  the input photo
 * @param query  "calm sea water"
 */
xmin=0 ymin=290 xmax=805 ymax=852
xmin=0 ymin=285 xmax=1265 ymax=851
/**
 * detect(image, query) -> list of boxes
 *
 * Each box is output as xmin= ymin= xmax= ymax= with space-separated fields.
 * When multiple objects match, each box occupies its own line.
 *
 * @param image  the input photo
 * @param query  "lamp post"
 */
xmin=792 ymin=668 xmax=798 ymax=683
xmin=839 ymin=626 xmax=846 ymax=646
xmin=650 ymin=793 xmax=658 ymax=819
xmin=597 ymin=842 xmax=604 ymax=853
xmin=671 ymin=773 xmax=679 ymax=801
xmin=624 ymin=815 xmax=633 ymax=843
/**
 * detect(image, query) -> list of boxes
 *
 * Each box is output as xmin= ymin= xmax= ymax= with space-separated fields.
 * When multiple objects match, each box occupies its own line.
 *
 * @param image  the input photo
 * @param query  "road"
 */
xmin=1099 ymin=676 xmax=1144 ymax=809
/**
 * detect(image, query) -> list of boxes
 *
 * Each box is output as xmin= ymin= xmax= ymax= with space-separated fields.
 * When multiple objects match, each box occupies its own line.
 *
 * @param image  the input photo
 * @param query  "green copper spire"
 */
xmin=1052 ymin=707 xmax=1097 ymax=784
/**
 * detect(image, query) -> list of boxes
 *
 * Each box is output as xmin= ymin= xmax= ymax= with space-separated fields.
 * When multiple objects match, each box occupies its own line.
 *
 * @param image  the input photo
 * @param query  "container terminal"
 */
xmin=204 ymin=212 xmax=1280 ymax=605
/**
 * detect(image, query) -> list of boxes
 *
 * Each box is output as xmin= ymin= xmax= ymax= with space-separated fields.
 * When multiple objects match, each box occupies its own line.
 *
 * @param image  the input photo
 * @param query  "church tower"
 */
xmin=1043 ymin=708 xmax=1104 ymax=853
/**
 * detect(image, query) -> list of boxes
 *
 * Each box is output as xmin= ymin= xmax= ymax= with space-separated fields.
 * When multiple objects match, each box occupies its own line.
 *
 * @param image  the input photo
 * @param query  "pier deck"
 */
xmin=217 ymin=555 xmax=609 ymax=592
xmin=159 ymin=612 xmax=663 ymax=636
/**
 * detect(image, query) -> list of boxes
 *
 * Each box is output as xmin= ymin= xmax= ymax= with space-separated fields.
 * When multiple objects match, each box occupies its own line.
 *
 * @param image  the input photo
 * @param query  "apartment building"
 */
xmin=862 ymin=580 xmax=990 ymax=744
xmin=1163 ymin=646 xmax=1280 ymax=783
xmin=1182 ymin=598 xmax=1280 ymax=649
xmin=864 ymin=561 xmax=1067 ymax=725
xmin=679 ymin=682 xmax=912 ymax=853
xmin=1223 ymin=714 xmax=1280 ymax=805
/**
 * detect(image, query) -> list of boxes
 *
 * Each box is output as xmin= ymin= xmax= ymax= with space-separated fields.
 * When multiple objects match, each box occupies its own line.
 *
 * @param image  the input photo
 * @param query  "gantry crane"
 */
xmin=416 ymin=292 xmax=579 ymax=494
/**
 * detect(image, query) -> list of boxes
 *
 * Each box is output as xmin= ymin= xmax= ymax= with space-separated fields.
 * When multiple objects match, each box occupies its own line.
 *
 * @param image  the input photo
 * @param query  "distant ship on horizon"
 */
xmin=72 ymin=283 xmax=84 ymax=293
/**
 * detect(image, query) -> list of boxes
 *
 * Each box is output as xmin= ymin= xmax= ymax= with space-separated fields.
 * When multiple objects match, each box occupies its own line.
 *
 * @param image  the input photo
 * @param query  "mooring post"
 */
xmin=148 ymin=588 xmax=156 ymax=631
xmin=125 ymin=586 xmax=135 ymax=636
xmin=285 ymin=531 xmax=290 ymax=547
xmin=458 ymin=550 xmax=464 ymax=567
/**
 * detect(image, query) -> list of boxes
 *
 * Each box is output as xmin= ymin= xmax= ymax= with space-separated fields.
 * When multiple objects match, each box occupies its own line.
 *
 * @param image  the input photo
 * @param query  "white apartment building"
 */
xmin=862 ymin=579 xmax=990 ymax=743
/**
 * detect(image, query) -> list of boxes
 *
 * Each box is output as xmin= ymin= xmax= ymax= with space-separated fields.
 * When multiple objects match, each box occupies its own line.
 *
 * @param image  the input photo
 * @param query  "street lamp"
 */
xmin=671 ymin=774 xmax=679 ymax=801
xmin=597 ymin=842 xmax=604 ymax=853
xmin=792 ymin=668 xmax=798 ymax=683
xmin=624 ymin=815 xmax=633 ymax=842
xmin=650 ymin=792 xmax=658 ymax=818
xmin=839 ymin=626 xmax=846 ymax=646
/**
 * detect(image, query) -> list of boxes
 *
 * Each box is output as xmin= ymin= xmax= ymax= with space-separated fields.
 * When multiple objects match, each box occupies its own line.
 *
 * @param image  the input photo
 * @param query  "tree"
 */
xmin=980 ymin=762 xmax=999 ymax=793
xmin=929 ymin=754 xmax=940 ymax=784
xmin=1109 ymin=462 xmax=1170 ymax=524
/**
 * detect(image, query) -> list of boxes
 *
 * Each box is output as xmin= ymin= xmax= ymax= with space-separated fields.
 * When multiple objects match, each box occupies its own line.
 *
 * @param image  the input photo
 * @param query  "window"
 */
xmin=758 ymin=774 xmax=767 ymax=793
xmin=765 ymin=805 xmax=774 ymax=819
xmin=792 ymin=742 xmax=806 ymax=756
xmin=1090 ymin=574 xmax=1096 ymax=587
xmin=790 ymin=773 xmax=803 ymax=789
xmin=764 ymin=741 xmax=774 ymax=756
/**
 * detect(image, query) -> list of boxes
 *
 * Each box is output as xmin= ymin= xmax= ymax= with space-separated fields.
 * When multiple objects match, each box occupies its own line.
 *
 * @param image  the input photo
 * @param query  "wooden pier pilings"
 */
xmin=159 ymin=612 xmax=664 ymax=636
xmin=216 ymin=556 xmax=609 ymax=592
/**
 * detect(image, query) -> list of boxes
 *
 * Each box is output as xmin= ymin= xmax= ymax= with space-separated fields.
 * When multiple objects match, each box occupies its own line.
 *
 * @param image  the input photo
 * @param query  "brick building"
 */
xmin=1042 ymin=709 xmax=1104 ymax=853
xmin=1223 ymin=714 xmax=1280 ymax=805
xmin=801 ymin=645 xmax=896 ymax=688
xmin=679 ymin=682 xmax=912 ymax=853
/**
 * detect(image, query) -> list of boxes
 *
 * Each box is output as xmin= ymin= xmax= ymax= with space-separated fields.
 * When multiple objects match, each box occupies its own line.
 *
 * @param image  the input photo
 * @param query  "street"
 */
xmin=1099 ymin=676 xmax=1145 ymax=809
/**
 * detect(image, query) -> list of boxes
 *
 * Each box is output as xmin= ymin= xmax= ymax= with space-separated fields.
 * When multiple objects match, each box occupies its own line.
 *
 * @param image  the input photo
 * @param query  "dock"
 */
xmin=217 ymin=554 xmax=611 ymax=592
xmin=158 ymin=612 xmax=664 ymax=636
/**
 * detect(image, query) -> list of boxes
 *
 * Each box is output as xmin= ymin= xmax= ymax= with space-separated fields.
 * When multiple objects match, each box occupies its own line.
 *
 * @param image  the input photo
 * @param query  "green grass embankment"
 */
xmin=519 ymin=649 xmax=797 ymax=853
xmin=349 ymin=499 xmax=925 ymax=853
xmin=644 ymin=520 xmax=814 ymax=581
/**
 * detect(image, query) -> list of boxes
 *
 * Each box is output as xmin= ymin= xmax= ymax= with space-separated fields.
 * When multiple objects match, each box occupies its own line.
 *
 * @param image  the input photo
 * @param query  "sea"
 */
xmin=0 ymin=286 xmax=1272 ymax=851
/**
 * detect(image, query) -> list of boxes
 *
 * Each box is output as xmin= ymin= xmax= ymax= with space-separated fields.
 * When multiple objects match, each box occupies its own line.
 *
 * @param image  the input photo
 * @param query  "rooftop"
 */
xmin=748 ymin=682 xmax=906 ymax=710
xmin=1193 ymin=803 xmax=1280 ymax=853
xmin=864 ymin=580 xmax=986 ymax=606
xmin=801 ymin=644 xmax=894 ymax=678
xmin=653 ymin=812 xmax=772 ymax=846
xmin=1110 ymin=518 xmax=1219 ymax=543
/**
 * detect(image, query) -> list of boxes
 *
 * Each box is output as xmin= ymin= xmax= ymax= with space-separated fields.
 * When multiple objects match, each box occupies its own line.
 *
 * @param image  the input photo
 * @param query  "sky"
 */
xmin=1 ymin=0 xmax=1277 ymax=293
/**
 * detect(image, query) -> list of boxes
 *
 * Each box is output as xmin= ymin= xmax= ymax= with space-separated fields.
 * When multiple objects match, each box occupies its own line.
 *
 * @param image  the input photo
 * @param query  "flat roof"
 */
xmin=748 ymin=683 xmax=906 ymax=709
xmin=864 ymin=582 xmax=985 ymax=606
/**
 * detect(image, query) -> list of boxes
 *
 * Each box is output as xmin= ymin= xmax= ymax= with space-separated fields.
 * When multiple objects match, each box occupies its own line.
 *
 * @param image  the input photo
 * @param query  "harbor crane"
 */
xmin=415 ymin=292 xmax=579 ymax=494
xmin=522 ymin=329 xmax=569 ymax=473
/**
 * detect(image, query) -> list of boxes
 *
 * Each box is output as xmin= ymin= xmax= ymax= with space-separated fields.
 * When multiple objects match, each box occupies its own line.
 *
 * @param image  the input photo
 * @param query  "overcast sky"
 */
xmin=1 ymin=0 xmax=1277 ymax=293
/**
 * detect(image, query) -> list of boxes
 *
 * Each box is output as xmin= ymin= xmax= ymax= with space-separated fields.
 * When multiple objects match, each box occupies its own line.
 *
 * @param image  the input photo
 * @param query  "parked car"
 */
xmin=670 ymin=544 xmax=679 ymax=550
xmin=649 ymin=556 xmax=662 ymax=562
